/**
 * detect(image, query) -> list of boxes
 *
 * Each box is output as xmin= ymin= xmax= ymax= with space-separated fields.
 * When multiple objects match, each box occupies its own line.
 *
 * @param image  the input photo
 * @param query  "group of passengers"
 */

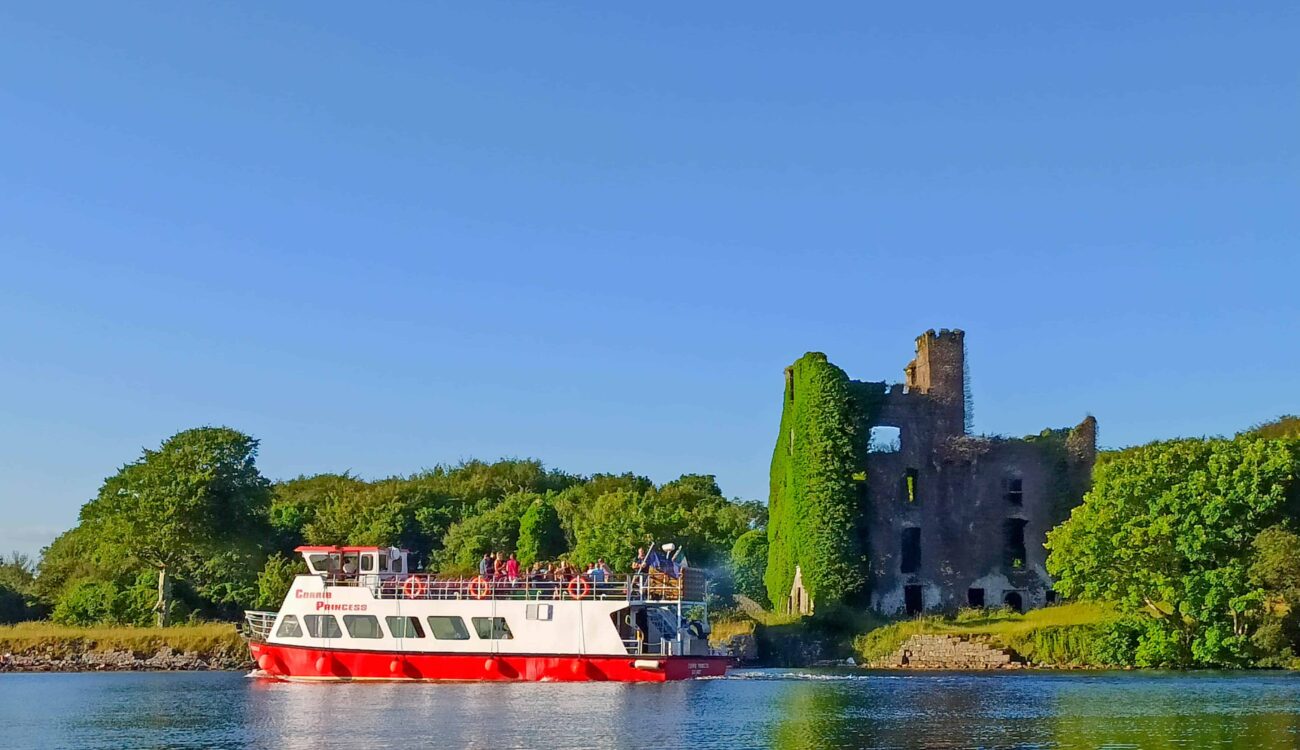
xmin=477 ymin=551 xmax=616 ymax=591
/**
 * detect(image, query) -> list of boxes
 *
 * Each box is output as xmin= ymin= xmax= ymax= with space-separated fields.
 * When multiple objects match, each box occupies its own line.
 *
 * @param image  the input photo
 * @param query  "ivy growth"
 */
xmin=766 ymin=354 xmax=877 ymax=612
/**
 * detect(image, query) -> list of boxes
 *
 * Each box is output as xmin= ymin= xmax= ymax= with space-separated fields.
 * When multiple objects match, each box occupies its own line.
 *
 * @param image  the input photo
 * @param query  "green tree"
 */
xmin=517 ymin=496 xmax=565 ymax=566
xmin=80 ymin=427 xmax=272 ymax=626
xmin=1248 ymin=525 xmax=1300 ymax=664
xmin=436 ymin=492 xmax=536 ymax=572
xmin=255 ymin=553 xmax=305 ymax=609
xmin=1046 ymin=436 xmax=1300 ymax=666
xmin=730 ymin=529 xmax=769 ymax=606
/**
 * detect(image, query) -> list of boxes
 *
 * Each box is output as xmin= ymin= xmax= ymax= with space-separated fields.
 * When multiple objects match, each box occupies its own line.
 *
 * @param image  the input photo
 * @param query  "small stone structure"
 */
xmin=874 ymin=634 xmax=1024 ymax=670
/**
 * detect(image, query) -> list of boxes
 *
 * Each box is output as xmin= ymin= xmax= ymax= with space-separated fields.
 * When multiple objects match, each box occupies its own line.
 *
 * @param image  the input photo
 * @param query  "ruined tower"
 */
xmin=903 ymin=329 xmax=967 ymax=439
xmin=769 ymin=329 xmax=1098 ymax=617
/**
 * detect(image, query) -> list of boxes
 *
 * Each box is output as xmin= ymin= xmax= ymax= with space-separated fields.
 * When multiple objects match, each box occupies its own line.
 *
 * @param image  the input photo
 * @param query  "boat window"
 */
xmin=360 ymin=554 xmax=375 ymax=572
xmin=386 ymin=616 xmax=425 ymax=638
xmin=472 ymin=617 xmax=514 ymax=640
xmin=379 ymin=552 xmax=389 ymax=571
xmin=427 ymin=616 xmax=471 ymax=640
xmin=307 ymin=554 xmax=335 ymax=574
xmin=275 ymin=615 xmax=303 ymax=638
xmin=343 ymin=615 xmax=382 ymax=638
xmin=304 ymin=615 xmax=343 ymax=639
xmin=526 ymin=603 xmax=553 ymax=621
xmin=342 ymin=553 xmax=360 ymax=575
xmin=391 ymin=556 xmax=404 ymax=574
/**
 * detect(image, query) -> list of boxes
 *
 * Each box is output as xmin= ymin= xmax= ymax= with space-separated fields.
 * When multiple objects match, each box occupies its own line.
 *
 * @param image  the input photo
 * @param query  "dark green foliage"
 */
xmin=730 ymin=530 xmax=769 ymax=606
xmin=517 ymin=497 xmax=565 ymax=567
xmin=0 ymin=553 xmax=42 ymax=623
xmin=1047 ymin=435 xmax=1300 ymax=667
xmin=767 ymin=354 xmax=872 ymax=611
xmin=0 ymin=585 xmax=27 ymax=624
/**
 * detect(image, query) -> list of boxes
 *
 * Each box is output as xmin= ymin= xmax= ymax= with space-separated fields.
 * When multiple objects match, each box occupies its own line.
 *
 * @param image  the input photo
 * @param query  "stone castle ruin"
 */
xmin=771 ymin=329 xmax=1096 ymax=616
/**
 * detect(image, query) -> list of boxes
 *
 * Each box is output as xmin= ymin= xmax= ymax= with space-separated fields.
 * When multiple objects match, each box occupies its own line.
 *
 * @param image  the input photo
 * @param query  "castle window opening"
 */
xmin=904 ymin=585 xmax=924 ymax=616
xmin=901 ymin=468 xmax=919 ymax=503
xmin=1003 ymin=591 xmax=1023 ymax=613
xmin=1045 ymin=590 xmax=1058 ymax=605
xmin=1004 ymin=519 xmax=1028 ymax=569
xmin=1005 ymin=477 xmax=1023 ymax=505
xmin=869 ymin=426 xmax=901 ymax=453
xmin=967 ymin=588 xmax=985 ymax=608
xmin=900 ymin=527 xmax=921 ymax=574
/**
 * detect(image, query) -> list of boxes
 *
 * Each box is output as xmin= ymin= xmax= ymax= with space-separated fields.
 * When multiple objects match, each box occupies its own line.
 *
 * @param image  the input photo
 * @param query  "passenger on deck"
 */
xmin=506 ymin=553 xmax=520 ymax=583
xmin=479 ymin=553 xmax=492 ymax=579
xmin=590 ymin=559 xmax=608 ymax=585
xmin=630 ymin=548 xmax=647 ymax=596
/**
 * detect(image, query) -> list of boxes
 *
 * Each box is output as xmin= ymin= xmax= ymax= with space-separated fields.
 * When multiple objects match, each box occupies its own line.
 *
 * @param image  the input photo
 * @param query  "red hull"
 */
xmin=249 ymin=642 xmax=730 ymax=682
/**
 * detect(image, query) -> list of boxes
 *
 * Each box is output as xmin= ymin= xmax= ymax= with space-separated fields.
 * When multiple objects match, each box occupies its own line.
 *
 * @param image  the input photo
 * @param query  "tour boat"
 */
xmin=243 ymin=545 xmax=731 ymax=682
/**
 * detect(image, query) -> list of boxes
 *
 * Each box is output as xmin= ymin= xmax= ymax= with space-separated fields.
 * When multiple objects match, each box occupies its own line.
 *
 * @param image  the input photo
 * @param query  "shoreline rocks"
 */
xmin=0 ymin=646 xmax=252 ymax=673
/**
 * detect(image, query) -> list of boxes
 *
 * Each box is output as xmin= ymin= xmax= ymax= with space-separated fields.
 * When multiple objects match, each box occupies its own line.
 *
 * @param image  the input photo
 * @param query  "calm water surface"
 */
xmin=1 ymin=669 xmax=1298 ymax=749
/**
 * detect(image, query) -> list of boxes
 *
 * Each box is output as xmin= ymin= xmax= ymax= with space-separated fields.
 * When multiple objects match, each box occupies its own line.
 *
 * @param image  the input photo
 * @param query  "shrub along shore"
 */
xmin=0 ymin=622 xmax=249 ymax=672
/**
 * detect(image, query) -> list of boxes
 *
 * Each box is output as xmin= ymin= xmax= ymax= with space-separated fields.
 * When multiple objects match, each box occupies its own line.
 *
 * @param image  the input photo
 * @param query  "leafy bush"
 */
xmin=51 ymin=581 xmax=121 ymax=626
xmin=255 ymin=554 xmax=303 ymax=609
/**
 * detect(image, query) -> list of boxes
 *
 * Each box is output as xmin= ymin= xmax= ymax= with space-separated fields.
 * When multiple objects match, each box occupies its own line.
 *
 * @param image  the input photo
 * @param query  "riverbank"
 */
xmin=712 ymin=602 xmax=1130 ymax=669
xmin=0 ymin=622 xmax=250 ymax=672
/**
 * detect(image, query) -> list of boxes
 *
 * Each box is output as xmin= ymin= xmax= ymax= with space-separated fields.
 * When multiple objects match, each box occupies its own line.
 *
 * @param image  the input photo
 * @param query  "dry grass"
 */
xmin=0 ymin=621 xmax=246 ymax=658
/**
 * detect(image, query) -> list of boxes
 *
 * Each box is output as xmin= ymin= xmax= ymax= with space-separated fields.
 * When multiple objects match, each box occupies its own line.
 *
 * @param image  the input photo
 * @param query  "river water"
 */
xmin=1 ymin=669 xmax=1298 ymax=749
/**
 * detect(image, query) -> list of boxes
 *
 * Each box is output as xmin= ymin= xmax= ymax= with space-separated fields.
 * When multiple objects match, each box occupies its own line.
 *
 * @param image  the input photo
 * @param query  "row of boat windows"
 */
xmin=276 ymin=614 xmax=513 ymax=641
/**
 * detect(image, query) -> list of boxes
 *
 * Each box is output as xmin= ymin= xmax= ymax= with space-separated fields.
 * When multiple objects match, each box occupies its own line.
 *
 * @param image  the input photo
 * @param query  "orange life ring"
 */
xmin=567 ymin=576 xmax=591 ymax=600
xmin=402 ymin=576 xmax=426 ymax=599
xmin=468 ymin=576 xmax=490 ymax=599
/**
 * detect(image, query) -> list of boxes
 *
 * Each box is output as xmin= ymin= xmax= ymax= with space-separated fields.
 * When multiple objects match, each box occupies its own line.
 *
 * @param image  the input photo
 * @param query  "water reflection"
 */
xmin=2 ymin=670 xmax=1299 ymax=749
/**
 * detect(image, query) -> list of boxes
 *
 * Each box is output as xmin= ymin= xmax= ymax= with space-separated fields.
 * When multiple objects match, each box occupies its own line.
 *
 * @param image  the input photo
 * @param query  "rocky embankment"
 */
xmin=1 ymin=645 xmax=251 ymax=672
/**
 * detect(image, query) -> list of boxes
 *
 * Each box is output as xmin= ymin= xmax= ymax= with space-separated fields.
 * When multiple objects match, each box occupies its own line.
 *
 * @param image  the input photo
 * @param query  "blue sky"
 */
xmin=2 ymin=3 xmax=1297 ymax=557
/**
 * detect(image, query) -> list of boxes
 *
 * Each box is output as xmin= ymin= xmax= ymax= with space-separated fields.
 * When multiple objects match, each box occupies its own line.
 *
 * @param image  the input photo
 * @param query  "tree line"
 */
xmin=0 ymin=427 xmax=766 ymax=627
xmin=1046 ymin=416 xmax=1300 ymax=667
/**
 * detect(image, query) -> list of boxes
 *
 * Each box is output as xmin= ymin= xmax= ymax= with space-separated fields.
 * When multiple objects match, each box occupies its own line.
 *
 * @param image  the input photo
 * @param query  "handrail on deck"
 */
xmin=243 ymin=610 xmax=277 ymax=641
xmin=318 ymin=569 xmax=708 ymax=604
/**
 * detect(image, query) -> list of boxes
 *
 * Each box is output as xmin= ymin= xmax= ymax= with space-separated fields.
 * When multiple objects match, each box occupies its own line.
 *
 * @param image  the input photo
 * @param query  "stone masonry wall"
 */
xmin=873 ymin=634 xmax=1024 ymax=670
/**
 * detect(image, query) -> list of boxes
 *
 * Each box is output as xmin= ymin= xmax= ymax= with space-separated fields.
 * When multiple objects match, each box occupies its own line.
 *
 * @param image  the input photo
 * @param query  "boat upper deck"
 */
xmin=292 ymin=545 xmax=708 ymax=605
xmin=319 ymin=568 xmax=708 ymax=604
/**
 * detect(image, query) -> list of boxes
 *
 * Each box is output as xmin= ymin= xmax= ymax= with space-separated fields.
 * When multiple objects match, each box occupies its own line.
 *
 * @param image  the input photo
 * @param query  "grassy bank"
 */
xmin=0 ymin=621 xmax=246 ymax=659
xmin=854 ymin=602 xmax=1119 ymax=666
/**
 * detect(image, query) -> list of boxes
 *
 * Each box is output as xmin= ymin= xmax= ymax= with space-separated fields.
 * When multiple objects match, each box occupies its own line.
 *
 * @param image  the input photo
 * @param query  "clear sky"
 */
xmin=1 ymin=3 xmax=1297 ymax=558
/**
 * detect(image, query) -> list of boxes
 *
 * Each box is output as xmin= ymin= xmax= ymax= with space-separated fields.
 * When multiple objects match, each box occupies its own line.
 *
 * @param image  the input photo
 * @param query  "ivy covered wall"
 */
xmin=766 ymin=353 xmax=874 ymax=612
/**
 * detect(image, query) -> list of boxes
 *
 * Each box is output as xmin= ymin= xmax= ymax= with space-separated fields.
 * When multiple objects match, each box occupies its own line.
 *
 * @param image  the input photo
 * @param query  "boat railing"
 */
xmin=320 ymin=569 xmax=707 ymax=604
xmin=622 ymin=638 xmax=669 ymax=656
xmin=243 ymin=610 xmax=277 ymax=641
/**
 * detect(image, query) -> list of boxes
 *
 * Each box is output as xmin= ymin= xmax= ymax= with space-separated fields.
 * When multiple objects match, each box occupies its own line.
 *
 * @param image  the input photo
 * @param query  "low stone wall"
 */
xmin=0 ymin=646 xmax=251 ymax=673
xmin=872 ymin=634 xmax=1025 ymax=670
